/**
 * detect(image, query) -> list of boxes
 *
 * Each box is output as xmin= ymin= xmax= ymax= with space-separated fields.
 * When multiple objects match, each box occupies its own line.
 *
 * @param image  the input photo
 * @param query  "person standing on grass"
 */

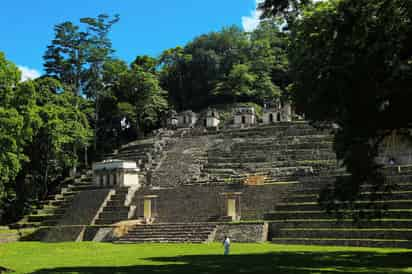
xmin=223 ymin=236 xmax=230 ymax=255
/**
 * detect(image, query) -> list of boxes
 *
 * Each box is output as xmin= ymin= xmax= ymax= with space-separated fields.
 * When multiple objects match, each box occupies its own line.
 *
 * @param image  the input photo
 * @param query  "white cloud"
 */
xmin=242 ymin=0 xmax=264 ymax=32
xmin=18 ymin=65 xmax=41 ymax=82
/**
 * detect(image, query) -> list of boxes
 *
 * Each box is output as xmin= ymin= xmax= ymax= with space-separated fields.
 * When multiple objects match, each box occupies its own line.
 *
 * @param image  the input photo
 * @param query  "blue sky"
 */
xmin=0 ymin=0 xmax=263 ymax=80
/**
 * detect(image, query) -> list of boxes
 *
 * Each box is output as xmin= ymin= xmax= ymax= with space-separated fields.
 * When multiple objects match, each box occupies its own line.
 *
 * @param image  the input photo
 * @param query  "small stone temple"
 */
xmin=165 ymin=110 xmax=178 ymax=129
xmin=93 ymin=160 xmax=140 ymax=188
xmin=206 ymin=108 xmax=220 ymax=129
xmin=177 ymin=110 xmax=197 ymax=128
xmin=262 ymin=100 xmax=293 ymax=124
xmin=234 ymin=106 xmax=256 ymax=126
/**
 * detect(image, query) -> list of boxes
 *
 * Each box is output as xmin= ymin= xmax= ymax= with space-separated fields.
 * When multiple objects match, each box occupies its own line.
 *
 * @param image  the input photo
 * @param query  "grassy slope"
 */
xmin=0 ymin=242 xmax=411 ymax=274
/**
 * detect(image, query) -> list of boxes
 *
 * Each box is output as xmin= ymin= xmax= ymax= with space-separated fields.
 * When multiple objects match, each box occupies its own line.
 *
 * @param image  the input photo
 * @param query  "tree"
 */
xmin=259 ymin=0 xmax=313 ymax=26
xmin=159 ymin=47 xmax=192 ymax=110
xmin=1 ymin=52 xmax=92 ymax=221
xmin=43 ymin=14 xmax=119 ymax=160
xmin=261 ymin=0 xmax=412 ymax=217
xmin=121 ymin=62 xmax=168 ymax=135
xmin=32 ymin=90 xmax=91 ymax=197
xmin=213 ymin=64 xmax=256 ymax=102
xmin=249 ymin=20 xmax=290 ymax=98
xmin=0 ymin=53 xmax=26 ymax=201
xmin=81 ymin=14 xmax=119 ymax=151
xmin=43 ymin=22 xmax=88 ymax=96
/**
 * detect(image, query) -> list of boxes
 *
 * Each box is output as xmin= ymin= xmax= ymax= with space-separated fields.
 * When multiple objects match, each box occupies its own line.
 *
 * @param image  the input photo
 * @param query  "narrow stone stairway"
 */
xmin=95 ymin=187 xmax=130 ymax=225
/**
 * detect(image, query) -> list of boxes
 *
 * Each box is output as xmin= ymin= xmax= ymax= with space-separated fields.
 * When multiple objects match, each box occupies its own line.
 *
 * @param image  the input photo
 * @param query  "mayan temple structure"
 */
xmin=13 ymin=104 xmax=412 ymax=248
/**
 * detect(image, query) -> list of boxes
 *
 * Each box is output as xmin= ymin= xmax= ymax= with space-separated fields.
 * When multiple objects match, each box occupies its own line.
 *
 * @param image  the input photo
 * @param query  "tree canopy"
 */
xmin=160 ymin=23 xmax=290 ymax=111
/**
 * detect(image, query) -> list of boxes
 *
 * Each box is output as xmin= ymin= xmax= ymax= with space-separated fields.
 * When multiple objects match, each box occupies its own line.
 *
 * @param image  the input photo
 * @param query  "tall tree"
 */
xmin=43 ymin=14 xmax=119 ymax=158
xmin=43 ymin=22 xmax=88 ymax=96
xmin=159 ymin=47 xmax=192 ymax=110
xmin=81 ymin=14 xmax=119 ymax=151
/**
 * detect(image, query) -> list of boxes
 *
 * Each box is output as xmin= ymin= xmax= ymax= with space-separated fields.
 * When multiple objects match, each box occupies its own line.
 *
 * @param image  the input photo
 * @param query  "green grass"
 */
xmin=0 ymin=242 xmax=411 ymax=274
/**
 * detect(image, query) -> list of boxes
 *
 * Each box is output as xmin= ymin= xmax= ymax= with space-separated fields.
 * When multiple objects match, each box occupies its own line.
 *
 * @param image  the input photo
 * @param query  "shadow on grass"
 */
xmin=30 ymin=251 xmax=412 ymax=274
xmin=1 ymin=266 xmax=13 ymax=274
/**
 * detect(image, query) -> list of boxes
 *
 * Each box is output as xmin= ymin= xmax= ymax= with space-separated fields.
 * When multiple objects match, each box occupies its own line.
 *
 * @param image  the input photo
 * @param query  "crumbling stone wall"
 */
xmin=214 ymin=222 xmax=268 ymax=242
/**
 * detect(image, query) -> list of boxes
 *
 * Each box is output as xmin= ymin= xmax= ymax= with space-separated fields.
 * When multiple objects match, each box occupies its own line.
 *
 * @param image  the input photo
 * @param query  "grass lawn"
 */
xmin=0 ymin=242 xmax=411 ymax=274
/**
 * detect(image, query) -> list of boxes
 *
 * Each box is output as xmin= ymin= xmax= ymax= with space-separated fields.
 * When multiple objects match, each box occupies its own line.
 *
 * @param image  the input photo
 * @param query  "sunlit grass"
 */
xmin=0 ymin=242 xmax=410 ymax=273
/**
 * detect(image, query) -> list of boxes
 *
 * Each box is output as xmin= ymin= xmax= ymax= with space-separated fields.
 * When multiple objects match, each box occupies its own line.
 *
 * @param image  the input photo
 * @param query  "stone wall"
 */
xmin=57 ymin=189 xmax=111 ymax=225
xmin=214 ymin=222 xmax=268 ymax=242
xmin=34 ymin=226 xmax=84 ymax=242
xmin=132 ymin=184 xmax=291 ymax=223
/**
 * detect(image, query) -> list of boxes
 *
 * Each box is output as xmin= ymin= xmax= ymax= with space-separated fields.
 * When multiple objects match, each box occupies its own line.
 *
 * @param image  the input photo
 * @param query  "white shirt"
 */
xmin=224 ymin=238 xmax=230 ymax=247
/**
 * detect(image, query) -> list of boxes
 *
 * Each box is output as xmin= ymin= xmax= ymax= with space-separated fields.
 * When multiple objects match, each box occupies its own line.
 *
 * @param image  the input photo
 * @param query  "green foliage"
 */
xmin=259 ymin=0 xmax=314 ymax=25
xmin=0 ymin=108 xmax=24 ymax=188
xmin=160 ymin=23 xmax=289 ymax=111
xmin=214 ymin=64 xmax=257 ymax=100
xmin=0 ymin=53 xmax=27 ymax=206
xmin=0 ymin=52 xmax=21 ymax=95
xmin=1 ymin=50 xmax=92 ymax=222
xmin=120 ymin=62 xmax=168 ymax=134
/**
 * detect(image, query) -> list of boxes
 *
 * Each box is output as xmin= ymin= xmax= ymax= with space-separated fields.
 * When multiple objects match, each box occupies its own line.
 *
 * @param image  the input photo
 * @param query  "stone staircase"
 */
xmin=95 ymin=187 xmax=131 ymax=225
xmin=202 ymin=122 xmax=337 ymax=184
xmin=150 ymin=135 xmax=209 ymax=187
xmin=105 ymin=137 xmax=170 ymax=172
xmin=116 ymin=223 xmax=217 ymax=243
xmin=10 ymin=174 xmax=98 ymax=229
xmin=265 ymin=171 xmax=412 ymax=248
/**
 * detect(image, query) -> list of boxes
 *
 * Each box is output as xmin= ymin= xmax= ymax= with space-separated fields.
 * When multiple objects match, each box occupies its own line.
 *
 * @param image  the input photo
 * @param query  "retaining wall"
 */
xmin=214 ymin=222 xmax=268 ymax=242
xmin=133 ymin=184 xmax=292 ymax=223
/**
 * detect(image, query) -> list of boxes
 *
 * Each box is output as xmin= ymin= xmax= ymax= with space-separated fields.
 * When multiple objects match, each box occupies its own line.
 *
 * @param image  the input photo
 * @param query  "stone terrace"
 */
xmin=202 ymin=122 xmax=338 ymax=184
xmin=265 ymin=170 xmax=412 ymax=248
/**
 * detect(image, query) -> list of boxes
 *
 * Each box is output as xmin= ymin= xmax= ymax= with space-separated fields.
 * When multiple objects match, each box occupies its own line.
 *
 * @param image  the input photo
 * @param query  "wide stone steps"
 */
xmin=223 ymin=128 xmax=321 ymax=138
xmin=225 ymin=134 xmax=334 ymax=144
xmin=270 ymin=219 xmax=412 ymax=229
xmin=286 ymin=191 xmax=412 ymax=203
xmin=275 ymin=200 xmax=412 ymax=211
xmin=116 ymin=223 xmax=217 ymax=243
xmin=125 ymin=231 xmax=213 ymax=238
xmin=286 ymin=182 xmax=412 ymax=197
xmin=204 ymin=160 xmax=337 ymax=170
xmin=233 ymin=142 xmax=333 ymax=151
xmin=265 ymin=210 xmax=412 ymax=220
xmin=208 ymin=149 xmax=335 ymax=158
xmin=98 ymin=211 xmax=129 ymax=219
xmin=274 ymin=228 xmax=412 ymax=240
xmin=271 ymin=238 xmax=412 ymax=248
xmin=116 ymin=238 xmax=204 ymax=243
